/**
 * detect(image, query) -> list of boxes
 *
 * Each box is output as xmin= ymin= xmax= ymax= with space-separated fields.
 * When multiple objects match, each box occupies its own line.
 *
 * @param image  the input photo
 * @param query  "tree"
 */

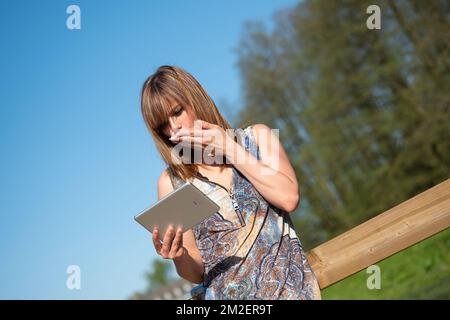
xmin=144 ymin=259 xmax=176 ymax=293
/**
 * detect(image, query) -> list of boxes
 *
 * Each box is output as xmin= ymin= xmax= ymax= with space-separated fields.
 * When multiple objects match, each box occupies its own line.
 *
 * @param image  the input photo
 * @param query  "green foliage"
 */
xmin=144 ymin=259 xmax=176 ymax=293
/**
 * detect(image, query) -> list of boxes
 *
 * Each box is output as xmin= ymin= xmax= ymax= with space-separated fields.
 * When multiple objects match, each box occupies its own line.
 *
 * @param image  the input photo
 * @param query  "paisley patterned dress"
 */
xmin=167 ymin=125 xmax=321 ymax=300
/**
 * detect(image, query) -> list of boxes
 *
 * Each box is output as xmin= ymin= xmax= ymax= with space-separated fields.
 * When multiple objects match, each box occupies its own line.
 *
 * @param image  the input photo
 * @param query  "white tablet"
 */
xmin=134 ymin=181 xmax=220 ymax=236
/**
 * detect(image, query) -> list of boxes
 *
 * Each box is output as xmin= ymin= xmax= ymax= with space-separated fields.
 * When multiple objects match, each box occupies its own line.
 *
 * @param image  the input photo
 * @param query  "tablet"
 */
xmin=134 ymin=181 xmax=220 ymax=236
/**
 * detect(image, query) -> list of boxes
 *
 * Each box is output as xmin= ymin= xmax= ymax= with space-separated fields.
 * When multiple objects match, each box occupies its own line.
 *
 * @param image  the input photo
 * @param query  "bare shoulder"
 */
xmin=157 ymin=169 xmax=174 ymax=200
xmin=251 ymin=123 xmax=273 ymax=145
xmin=250 ymin=123 xmax=296 ymax=183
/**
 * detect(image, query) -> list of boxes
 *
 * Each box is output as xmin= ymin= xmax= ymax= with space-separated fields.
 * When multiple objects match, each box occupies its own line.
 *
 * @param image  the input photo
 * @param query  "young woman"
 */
xmin=140 ymin=65 xmax=321 ymax=300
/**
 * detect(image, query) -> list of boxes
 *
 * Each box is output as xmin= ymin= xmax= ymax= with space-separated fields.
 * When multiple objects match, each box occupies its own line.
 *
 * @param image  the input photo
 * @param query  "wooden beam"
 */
xmin=306 ymin=178 xmax=450 ymax=289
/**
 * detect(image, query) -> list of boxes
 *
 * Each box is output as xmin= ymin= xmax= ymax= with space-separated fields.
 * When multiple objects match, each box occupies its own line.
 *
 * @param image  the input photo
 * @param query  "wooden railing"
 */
xmin=306 ymin=178 xmax=450 ymax=289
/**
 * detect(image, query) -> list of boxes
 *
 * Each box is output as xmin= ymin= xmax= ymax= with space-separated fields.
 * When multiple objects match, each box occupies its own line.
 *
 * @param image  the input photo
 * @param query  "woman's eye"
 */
xmin=174 ymin=107 xmax=183 ymax=116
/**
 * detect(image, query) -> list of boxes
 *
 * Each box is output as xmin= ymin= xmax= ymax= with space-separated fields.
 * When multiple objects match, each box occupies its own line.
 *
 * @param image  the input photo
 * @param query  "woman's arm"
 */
xmin=226 ymin=124 xmax=300 ymax=213
xmin=173 ymin=120 xmax=299 ymax=213
xmin=171 ymin=229 xmax=204 ymax=284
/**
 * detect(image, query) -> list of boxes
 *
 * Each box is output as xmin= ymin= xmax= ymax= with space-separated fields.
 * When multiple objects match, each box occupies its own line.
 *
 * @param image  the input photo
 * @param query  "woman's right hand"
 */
xmin=152 ymin=224 xmax=186 ymax=260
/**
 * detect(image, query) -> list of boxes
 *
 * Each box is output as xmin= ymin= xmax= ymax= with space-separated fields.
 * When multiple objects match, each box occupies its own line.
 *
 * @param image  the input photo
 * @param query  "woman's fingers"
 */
xmin=169 ymin=226 xmax=184 ymax=258
xmin=152 ymin=227 xmax=162 ymax=253
xmin=177 ymin=127 xmax=215 ymax=139
xmin=160 ymin=225 xmax=175 ymax=258
xmin=179 ymin=135 xmax=214 ymax=146
xmin=154 ymin=225 xmax=185 ymax=260
xmin=198 ymin=119 xmax=214 ymax=129
xmin=181 ymin=129 xmax=210 ymax=138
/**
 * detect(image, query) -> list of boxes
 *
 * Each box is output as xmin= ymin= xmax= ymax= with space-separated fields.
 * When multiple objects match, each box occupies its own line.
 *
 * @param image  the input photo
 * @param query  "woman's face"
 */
xmin=160 ymin=96 xmax=197 ymax=140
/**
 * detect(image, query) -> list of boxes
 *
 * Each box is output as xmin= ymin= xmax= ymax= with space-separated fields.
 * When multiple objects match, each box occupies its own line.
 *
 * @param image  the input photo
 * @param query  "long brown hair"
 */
xmin=140 ymin=65 xmax=233 ymax=181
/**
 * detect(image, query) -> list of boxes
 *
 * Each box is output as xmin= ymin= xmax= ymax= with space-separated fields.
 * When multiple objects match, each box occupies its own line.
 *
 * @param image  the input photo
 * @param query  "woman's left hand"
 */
xmin=170 ymin=120 xmax=235 ymax=159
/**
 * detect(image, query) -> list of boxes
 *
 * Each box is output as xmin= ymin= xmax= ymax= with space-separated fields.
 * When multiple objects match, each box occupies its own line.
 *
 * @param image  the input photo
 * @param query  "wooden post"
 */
xmin=307 ymin=178 xmax=450 ymax=289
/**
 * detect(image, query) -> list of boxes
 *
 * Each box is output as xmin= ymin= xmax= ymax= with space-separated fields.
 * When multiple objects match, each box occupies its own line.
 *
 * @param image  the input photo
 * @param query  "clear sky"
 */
xmin=0 ymin=0 xmax=299 ymax=299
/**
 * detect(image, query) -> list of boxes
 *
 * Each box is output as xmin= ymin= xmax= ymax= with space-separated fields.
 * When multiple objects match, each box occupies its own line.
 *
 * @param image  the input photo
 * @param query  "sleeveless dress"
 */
xmin=167 ymin=125 xmax=321 ymax=300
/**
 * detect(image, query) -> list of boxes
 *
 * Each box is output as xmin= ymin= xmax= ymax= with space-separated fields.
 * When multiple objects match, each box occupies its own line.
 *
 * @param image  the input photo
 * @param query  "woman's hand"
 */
xmin=152 ymin=224 xmax=186 ymax=261
xmin=170 ymin=120 xmax=236 ymax=159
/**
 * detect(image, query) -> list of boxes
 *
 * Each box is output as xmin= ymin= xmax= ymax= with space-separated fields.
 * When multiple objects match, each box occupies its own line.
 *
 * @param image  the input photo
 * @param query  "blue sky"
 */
xmin=0 ymin=0 xmax=299 ymax=299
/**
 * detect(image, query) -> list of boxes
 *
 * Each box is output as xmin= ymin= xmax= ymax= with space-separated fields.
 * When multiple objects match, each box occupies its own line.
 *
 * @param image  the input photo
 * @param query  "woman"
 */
xmin=140 ymin=65 xmax=321 ymax=300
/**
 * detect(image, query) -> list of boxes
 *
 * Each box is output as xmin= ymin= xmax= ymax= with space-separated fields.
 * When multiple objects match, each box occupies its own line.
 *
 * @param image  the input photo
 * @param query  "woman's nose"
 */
xmin=169 ymin=118 xmax=181 ymax=135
